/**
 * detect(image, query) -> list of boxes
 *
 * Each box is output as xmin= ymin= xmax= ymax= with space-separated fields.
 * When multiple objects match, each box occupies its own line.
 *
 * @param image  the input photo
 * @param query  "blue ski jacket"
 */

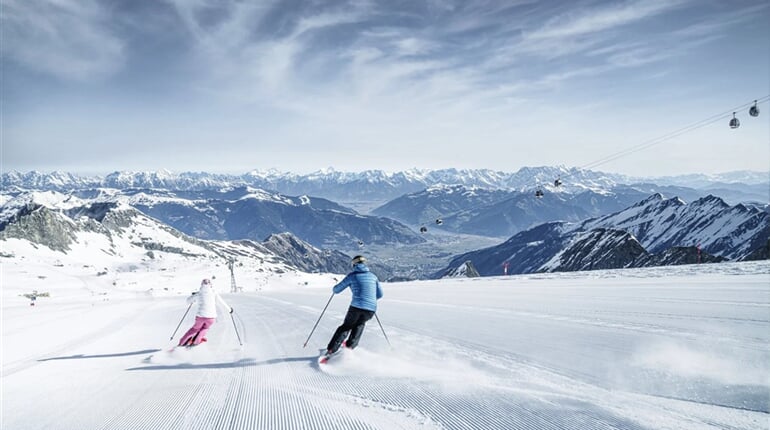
xmin=333 ymin=263 xmax=383 ymax=312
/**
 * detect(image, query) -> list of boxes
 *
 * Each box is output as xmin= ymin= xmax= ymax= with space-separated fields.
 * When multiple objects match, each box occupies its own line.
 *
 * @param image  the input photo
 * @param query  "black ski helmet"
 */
xmin=351 ymin=255 xmax=366 ymax=265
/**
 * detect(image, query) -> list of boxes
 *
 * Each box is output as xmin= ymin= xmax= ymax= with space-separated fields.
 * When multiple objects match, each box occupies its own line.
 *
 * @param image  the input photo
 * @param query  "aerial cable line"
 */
xmin=531 ymin=95 xmax=769 ymax=196
xmin=578 ymin=96 xmax=769 ymax=172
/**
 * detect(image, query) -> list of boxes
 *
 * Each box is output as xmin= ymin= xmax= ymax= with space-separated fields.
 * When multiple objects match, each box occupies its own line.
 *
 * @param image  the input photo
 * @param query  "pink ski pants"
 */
xmin=178 ymin=316 xmax=216 ymax=346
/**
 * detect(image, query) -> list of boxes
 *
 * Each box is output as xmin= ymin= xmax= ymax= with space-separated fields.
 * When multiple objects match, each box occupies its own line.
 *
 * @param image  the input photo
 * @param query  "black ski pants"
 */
xmin=327 ymin=306 xmax=375 ymax=353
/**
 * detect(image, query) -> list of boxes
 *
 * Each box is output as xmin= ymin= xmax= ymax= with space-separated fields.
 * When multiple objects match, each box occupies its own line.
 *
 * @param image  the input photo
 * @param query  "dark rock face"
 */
xmin=261 ymin=233 xmax=351 ymax=275
xmin=544 ymin=229 xmax=649 ymax=272
xmin=742 ymin=239 xmax=770 ymax=261
xmin=439 ymin=260 xmax=481 ymax=278
xmin=0 ymin=205 xmax=78 ymax=252
xmin=654 ymin=246 xmax=727 ymax=265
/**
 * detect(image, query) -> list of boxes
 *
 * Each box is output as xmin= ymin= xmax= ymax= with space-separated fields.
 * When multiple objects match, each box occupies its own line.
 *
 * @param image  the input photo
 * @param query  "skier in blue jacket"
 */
xmin=325 ymin=255 xmax=383 ymax=355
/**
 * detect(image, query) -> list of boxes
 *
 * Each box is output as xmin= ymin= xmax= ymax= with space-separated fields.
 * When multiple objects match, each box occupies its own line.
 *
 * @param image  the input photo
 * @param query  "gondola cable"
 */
xmin=530 ymin=95 xmax=769 ymax=196
xmin=579 ymin=96 xmax=768 ymax=172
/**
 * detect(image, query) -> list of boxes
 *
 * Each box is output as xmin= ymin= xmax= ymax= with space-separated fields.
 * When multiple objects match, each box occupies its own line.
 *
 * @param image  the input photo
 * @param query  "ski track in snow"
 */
xmin=3 ymin=272 xmax=770 ymax=430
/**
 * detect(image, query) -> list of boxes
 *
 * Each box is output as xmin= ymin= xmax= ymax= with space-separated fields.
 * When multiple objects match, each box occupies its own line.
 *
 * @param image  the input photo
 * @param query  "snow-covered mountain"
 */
xmin=373 ymin=184 xmax=730 ymax=238
xmin=0 ymin=191 xmax=354 ymax=277
xmin=117 ymin=187 xmax=424 ymax=249
xmin=0 ymin=167 xmax=633 ymax=201
xmin=6 ymin=167 xmax=765 ymax=190
xmin=5 ymin=167 xmax=766 ymax=209
xmin=438 ymin=194 xmax=767 ymax=277
xmin=580 ymin=194 xmax=768 ymax=259
xmin=1 ymin=187 xmax=423 ymax=251
xmin=539 ymin=230 xmax=727 ymax=273
xmin=650 ymin=170 xmax=770 ymax=187
xmin=371 ymin=184 xmax=513 ymax=227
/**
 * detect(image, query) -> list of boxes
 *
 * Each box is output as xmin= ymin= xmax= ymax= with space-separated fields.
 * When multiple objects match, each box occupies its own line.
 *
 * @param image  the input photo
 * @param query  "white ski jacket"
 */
xmin=188 ymin=283 xmax=231 ymax=318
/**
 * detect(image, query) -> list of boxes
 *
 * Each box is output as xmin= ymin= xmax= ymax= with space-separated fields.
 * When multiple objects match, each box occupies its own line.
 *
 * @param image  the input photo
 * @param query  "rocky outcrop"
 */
xmin=741 ymin=239 xmax=770 ymax=261
xmin=0 ymin=205 xmax=78 ymax=252
xmin=440 ymin=260 xmax=481 ymax=278
xmin=261 ymin=233 xmax=351 ymax=274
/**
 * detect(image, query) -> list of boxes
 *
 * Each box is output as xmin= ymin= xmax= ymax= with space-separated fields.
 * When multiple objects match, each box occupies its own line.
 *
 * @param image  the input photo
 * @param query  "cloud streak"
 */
xmin=525 ymin=0 xmax=688 ymax=41
xmin=1 ymin=0 xmax=125 ymax=81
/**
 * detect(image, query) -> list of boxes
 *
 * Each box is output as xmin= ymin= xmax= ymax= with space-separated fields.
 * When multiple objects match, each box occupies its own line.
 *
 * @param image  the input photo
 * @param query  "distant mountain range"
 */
xmin=438 ymin=194 xmax=768 ymax=277
xmin=3 ymin=167 xmax=767 ymax=205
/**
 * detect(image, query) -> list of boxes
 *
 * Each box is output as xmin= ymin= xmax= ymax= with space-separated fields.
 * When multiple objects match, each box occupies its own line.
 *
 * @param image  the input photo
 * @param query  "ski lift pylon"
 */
xmin=729 ymin=112 xmax=740 ymax=129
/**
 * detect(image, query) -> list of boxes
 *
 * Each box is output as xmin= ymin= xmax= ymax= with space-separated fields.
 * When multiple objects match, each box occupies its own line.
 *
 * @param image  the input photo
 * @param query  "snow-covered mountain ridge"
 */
xmin=6 ymin=167 xmax=766 ymax=198
xmin=0 ymin=191 xmax=356 ymax=281
xmin=439 ymin=194 xmax=768 ymax=277
xmin=577 ymin=194 xmax=768 ymax=259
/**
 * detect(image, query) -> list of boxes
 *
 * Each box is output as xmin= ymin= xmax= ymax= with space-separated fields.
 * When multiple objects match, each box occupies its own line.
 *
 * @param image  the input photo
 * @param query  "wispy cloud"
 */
xmin=160 ymin=0 xmax=731 ymax=138
xmin=1 ymin=0 xmax=125 ymax=81
xmin=526 ymin=0 xmax=688 ymax=41
xmin=510 ymin=0 xmax=691 ymax=64
xmin=6 ymin=0 xmax=767 ymax=175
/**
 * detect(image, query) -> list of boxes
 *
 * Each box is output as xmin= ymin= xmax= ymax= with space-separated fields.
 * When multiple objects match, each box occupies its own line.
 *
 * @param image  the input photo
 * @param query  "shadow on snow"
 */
xmin=126 ymin=355 xmax=319 ymax=371
xmin=38 ymin=349 xmax=162 ymax=361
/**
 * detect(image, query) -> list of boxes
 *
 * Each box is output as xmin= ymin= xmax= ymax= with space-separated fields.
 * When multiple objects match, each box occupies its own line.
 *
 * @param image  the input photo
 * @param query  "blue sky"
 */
xmin=2 ymin=0 xmax=769 ymax=176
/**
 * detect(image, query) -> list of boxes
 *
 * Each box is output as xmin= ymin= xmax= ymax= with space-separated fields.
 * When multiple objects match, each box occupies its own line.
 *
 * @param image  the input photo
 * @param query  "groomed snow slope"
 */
xmin=2 ymin=262 xmax=769 ymax=430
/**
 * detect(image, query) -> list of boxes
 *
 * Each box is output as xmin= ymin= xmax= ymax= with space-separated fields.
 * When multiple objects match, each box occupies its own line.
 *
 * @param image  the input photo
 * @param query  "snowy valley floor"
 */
xmin=2 ymin=262 xmax=769 ymax=429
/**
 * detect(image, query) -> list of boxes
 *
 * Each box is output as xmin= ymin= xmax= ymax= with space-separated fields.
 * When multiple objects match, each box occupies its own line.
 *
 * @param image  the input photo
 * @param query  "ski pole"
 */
xmin=303 ymin=292 xmax=334 ymax=348
xmin=170 ymin=303 xmax=193 ymax=341
xmin=230 ymin=311 xmax=243 ymax=346
xmin=374 ymin=313 xmax=392 ymax=348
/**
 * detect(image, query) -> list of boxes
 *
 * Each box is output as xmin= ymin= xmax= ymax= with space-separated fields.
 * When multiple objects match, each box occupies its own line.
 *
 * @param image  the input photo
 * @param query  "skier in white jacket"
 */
xmin=178 ymin=278 xmax=233 ymax=346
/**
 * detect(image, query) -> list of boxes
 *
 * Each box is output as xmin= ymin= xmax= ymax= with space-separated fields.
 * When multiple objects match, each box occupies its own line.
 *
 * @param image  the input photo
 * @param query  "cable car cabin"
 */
xmin=535 ymin=189 xmax=544 ymax=198
xmin=554 ymin=178 xmax=563 ymax=187
xmin=729 ymin=113 xmax=740 ymax=129
xmin=749 ymin=102 xmax=760 ymax=117
xmin=420 ymin=226 xmax=428 ymax=233
xmin=435 ymin=219 xmax=443 ymax=225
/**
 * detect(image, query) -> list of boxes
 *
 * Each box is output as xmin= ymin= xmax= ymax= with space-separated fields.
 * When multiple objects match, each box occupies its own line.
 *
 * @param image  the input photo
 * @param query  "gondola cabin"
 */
xmin=749 ymin=101 xmax=760 ymax=117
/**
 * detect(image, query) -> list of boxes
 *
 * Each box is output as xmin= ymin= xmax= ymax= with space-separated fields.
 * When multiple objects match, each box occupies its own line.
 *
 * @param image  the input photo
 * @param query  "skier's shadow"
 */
xmin=126 ymin=355 xmax=318 ymax=371
xmin=39 ymin=349 xmax=161 ymax=362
